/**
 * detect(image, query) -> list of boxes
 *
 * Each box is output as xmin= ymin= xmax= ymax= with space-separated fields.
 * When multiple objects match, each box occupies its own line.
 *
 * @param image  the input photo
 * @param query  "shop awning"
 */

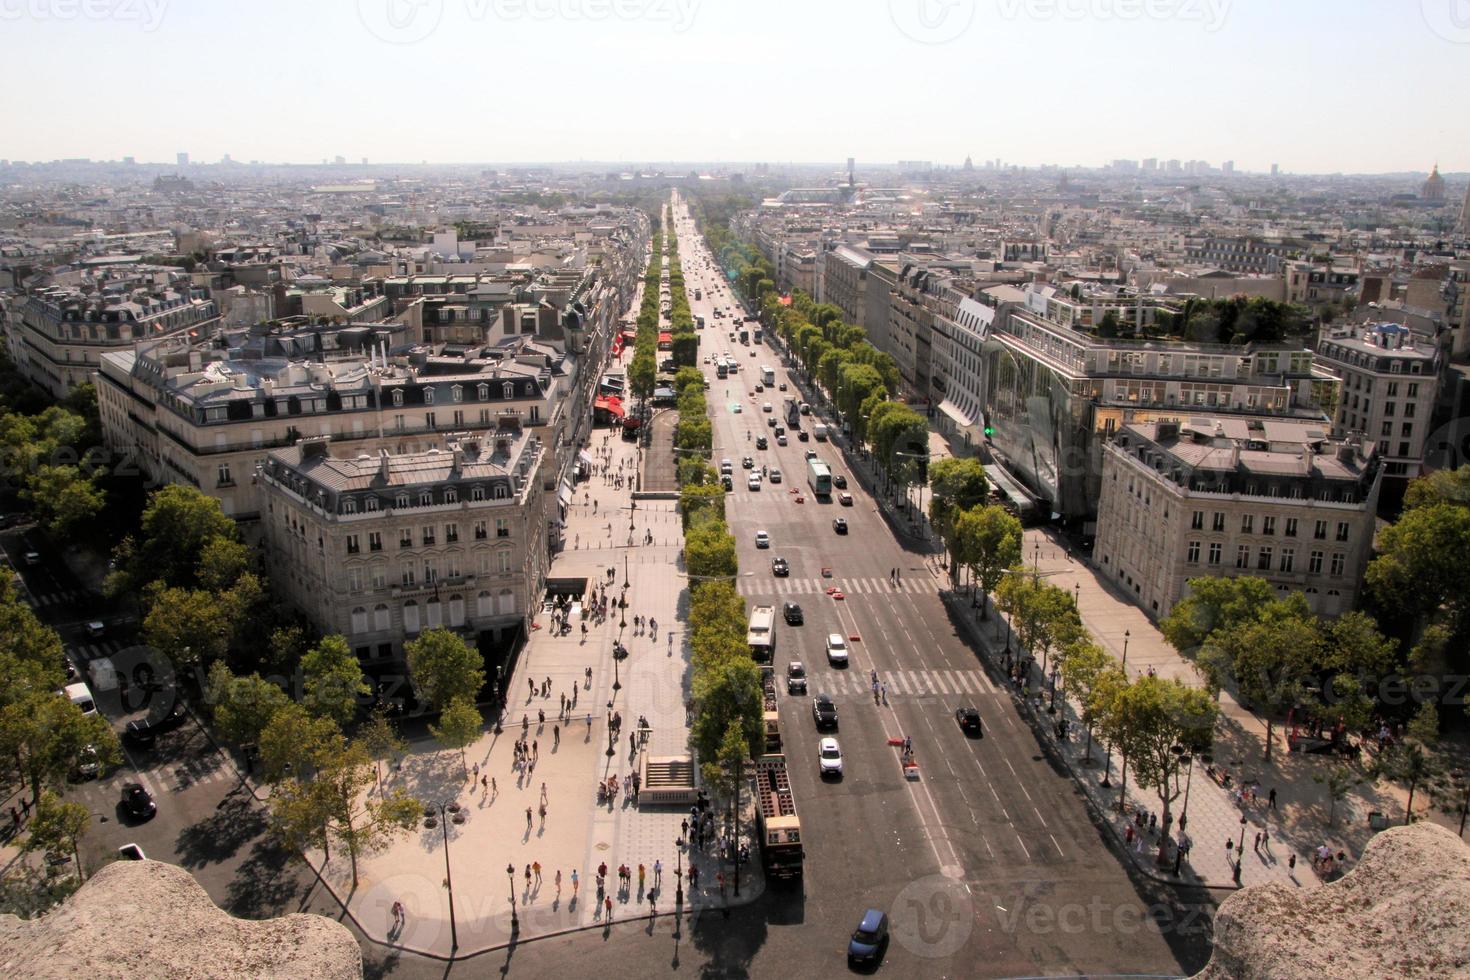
xmin=578 ymin=450 xmax=594 ymax=467
xmin=937 ymin=398 xmax=976 ymax=430
xmin=558 ymin=481 xmax=574 ymax=509
xmin=594 ymin=396 xmax=626 ymax=418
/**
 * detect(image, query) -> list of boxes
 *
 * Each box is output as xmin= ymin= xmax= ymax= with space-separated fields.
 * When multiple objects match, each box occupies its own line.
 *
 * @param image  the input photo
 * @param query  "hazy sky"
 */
xmin=2 ymin=0 xmax=1464 ymax=174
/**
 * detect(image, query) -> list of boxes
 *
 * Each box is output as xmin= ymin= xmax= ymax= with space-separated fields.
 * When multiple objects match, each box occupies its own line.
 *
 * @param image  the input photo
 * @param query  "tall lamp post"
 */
xmin=606 ymin=700 xmax=617 ymax=758
xmin=1107 ymin=629 xmax=1133 ymax=801
xmin=674 ymin=835 xmax=685 ymax=905
xmin=506 ymin=862 xmax=518 ymax=929
xmin=1172 ymin=744 xmax=1195 ymax=833
xmin=1233 ymin=815 xmax=1248 ymax=885
xmin=425 ymin=801 xmax=461 ymax=952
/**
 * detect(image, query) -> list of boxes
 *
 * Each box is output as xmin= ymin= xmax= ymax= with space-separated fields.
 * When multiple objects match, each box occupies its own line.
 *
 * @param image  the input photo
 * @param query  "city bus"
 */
xmin=747 ymin=604 xmax=776 ymax=663
xmin=716 ymin=360 xmax=729 ymax=379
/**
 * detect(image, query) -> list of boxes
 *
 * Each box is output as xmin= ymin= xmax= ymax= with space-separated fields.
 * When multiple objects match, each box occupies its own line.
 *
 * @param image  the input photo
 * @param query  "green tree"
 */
xmin=301 ymin=635 xmax=369 ymax=727
xmin=207 ymin=662 xmax=291 ymax=752
xmin=1107 ymin=676 xmax=1218 ymax=862
xmin=0 ymin=694 xmax=120 ymax=804
xmin=198 ymin=536 xmax=253 ymax=592
xmin=257 ymin=701 xmax=342 ymax=784
xmin=143 ymin=586 xmax=232 ymax=667
xmin=24 ymin=464 xmax=105 ymax=538
xmin=359 ymin=705 xmax=406 ymax=790
xmin=1218 ymin=602 xmax=1320 ymax=760
xmin=1160 ymin=576 xmax=1276 ymax=656
xmin=1367 ymin=502 xmax=1470 ymax=633
xmin=685 ymin=521 xmax=738 ymax=581
xmin=1403 ymin=465 xmax=1470 ymax=510
xmin=114 ymin=485 xmax=238 ymax=591
xmin=1060 ymin=640 xmax=1121 ymax=764
xmin=928 ymin=458 xmax=990 ymax=570
xmin=690 ymin=654 xmax=763 ymax=767
xmin=404 ymin=629 xmax=485 ymax=713
xmin=956 ymin=505 xmax=1023 ymax=617
xmin=21 ymin=791 xmax=91 ymax=880
xmin=1374 ymin=738 xmax=1441 ymax=826
xmin=430 ymin=696 xmax=483 ymax=775
xmin=1312 ymin=764 xmax=1365 ymax=827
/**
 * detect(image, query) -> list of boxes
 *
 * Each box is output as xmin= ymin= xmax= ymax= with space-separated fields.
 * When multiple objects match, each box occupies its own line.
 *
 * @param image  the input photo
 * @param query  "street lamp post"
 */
xmin=1048 ymin=665 xmax=1060 ymax=714
xmin=506 ymin=862 xmax=518 ymax=929
xmin=425 ymin=801 xmax=460 ymax=951
xmin=1173 ymin=745 xmax=1195 ymax=832
xmin=675 ymin=835 xmax=684 ymax=905
xmin=607 ymin=700 xmax=617 ymax=758
xmin=1234 ymin=815 xmax=1247 ymax=885
xmin=1122 ymin=629 xmax=1131 ymax=673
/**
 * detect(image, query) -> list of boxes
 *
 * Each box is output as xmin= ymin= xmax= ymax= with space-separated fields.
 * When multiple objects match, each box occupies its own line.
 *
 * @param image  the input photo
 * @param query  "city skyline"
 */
xmin=0 ymin=0 xmax=1464 ymax=173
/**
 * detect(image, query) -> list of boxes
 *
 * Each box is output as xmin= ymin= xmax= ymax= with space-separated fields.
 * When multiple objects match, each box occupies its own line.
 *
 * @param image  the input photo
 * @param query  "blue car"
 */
xmin=848 ymin=908 xmax=888 ymax=967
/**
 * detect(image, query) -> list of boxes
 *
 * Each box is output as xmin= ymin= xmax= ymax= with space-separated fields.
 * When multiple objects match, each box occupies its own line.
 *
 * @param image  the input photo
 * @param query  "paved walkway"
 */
xmin=313 ymin=222 xmax=762 ymax=961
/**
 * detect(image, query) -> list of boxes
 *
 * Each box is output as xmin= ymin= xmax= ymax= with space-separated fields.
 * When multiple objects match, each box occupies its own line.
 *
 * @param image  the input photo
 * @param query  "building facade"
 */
xmin=1095 ymin=417 xmax=1380 ymax=620
xmin=258 ymin=430 xmax=549 ymax=666
xmin=1315 ymin=323 xmax=1438 ymax=480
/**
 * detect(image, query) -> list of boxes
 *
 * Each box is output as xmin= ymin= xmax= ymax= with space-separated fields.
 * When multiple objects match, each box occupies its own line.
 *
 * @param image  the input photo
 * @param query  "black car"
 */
xmin=848 ymin=908 xmax=889 ymax=967
xmin=755 ymin=435 xmax=768 ymax=449
xmin=812 ymin=693 xmax=838 ymax=729
xmin=955 ymin=706 xmax=983 ymax=737
xmin=832 ymin=518 xmax=848 ymax=534
xmin=721 ymin=475 xmax=733 ymax=492
xmin=771 ymin=557 xmax=790 ymax=577
xmin=121 ymin=783 xmax=156 ymax=821
xmin=797 ymin=430 xmax=809 ymax=442
xmin=783 ymin=601 xmax=804 ymax=625
xmin=123 ymin=701 xmax=189 ymax=747
xmin=833 ymin=474 xmax=847 ymax=489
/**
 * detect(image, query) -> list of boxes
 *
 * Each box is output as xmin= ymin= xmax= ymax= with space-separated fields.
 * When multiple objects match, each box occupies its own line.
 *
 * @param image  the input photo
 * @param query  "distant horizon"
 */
xmin=3 ymin=158 xmax=1465 ymax=181
xmin=0 ymin=1 xmax=1463 ymax=173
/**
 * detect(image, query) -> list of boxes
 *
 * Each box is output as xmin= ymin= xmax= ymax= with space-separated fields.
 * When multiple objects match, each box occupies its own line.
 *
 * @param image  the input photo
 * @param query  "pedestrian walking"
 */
xmin=525 ymin=864 xmax=532 ymax=890
xmin=541 ymin=782 xmax=548 ymax=805
xmin=572 ymin=869 xmax=580 ymax=896
xmin=654 ymin=859 xmax=662 ymax=886
xmin=605 ymin=896 xmax=613 ymax=921
xmin=561 ymin=693 xmax=567 ymax=714
xmin=538 ymin=708 xmax=545 ymax=725
xmin=473 ymin=762 xmax=480 ymax=780
xmin=638 ymin=863 xmax=646 ymax=893
xmin=1288 ymin=853 xmax=1296 ymax=872
xmin=553 ymin=723 xmax=560 ymax=747
xmin=539 ymin=801 xmax=547 ymax=822
xmin=1253 ymin=832 xmax=1262 ymax=853
xmin=533 ymin=739 xmax=539 ymax=760
xmin=533 ymin=861 xmax=542 ymax=884
xmin=1268 ymin=787 xmax=1278 ymax=811
xmin=649 ymin=893 xmax=657 ymax=920
xmin=528 ymin=678 xmax=535 ymax=697
xmin=526 ymin=806 xmax=533 ymax=830
xmin=555 ymin=869 xmax=562 ymax=895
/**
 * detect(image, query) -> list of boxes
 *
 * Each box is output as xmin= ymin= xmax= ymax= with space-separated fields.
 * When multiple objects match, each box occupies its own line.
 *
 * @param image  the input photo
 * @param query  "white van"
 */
xmin=88 ymin=657 xmax=119 ymax=693
xmin=63 ymin=682 xmax=97 ymax=716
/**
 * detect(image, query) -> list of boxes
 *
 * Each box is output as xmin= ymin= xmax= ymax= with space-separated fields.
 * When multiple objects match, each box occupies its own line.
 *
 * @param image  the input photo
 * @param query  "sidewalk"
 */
xmin=315 ymin=242 xmax=762 ymax=962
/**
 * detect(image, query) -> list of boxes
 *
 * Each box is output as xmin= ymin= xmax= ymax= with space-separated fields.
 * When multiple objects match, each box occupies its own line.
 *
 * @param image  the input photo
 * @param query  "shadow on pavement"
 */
xmin=173 ymin=784 xmax=267 ymax=869
xmin=222 ymin=834 xmax=308 ymax=919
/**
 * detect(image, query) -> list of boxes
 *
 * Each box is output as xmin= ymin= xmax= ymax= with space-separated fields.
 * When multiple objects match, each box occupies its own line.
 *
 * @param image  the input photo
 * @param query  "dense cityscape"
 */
xmin=0 ymin=4 xmax=1468 ymax=979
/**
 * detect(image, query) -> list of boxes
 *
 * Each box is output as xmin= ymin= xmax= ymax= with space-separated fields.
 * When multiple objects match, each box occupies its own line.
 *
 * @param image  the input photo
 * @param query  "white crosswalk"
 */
xmin=31 ymin=589 xmax=84 ymax=607
xmin=125 ymin=754 xmax=236 ymax=799
xmin=790 ymin=665 xmax=1000 ymax=699
xmin=738 ymin=576 xmax=939 ymax=597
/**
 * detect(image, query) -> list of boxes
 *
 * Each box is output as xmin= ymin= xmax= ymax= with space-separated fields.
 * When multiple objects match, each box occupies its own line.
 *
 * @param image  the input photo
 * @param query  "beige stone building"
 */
xmin=258 ymin=429 xmax=549 ymax=666
xmin=1095 ymin=417 xmax=1381 ymax=621
xmin=1315 ymin=322 xmax=1438 ymax=481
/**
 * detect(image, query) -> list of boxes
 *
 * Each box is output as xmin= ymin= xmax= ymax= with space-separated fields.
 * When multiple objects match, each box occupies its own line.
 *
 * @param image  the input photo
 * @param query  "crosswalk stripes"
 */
xmin=737 ymin=576 xmax=941 ymax=598
xmin=794 ymin=666 xmax=998 ymax=699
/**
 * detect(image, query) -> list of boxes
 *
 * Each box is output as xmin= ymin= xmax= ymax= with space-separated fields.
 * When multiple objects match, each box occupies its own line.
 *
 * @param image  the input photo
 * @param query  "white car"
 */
xmin=826 ymin=633 xmax=849 ymax=666
xmin=819 ymin=737 xmax=843 ymax=776
xmin=755 ymin=530 xmax=770 ymax=548
xmin=748 ymin=474 xmax=762 ymax=491
xmin=762 ymin=402 xmax=773 ymax=413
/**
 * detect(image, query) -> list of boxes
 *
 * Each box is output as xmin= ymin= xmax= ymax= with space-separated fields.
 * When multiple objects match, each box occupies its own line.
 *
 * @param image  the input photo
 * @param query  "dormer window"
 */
xmin=419 ymin=491 xmax=432 ymax=506
xmin=477 ymin=383 xmax=489 ymax=401
xmin=424 ymin=388 xmax=435 ymax=405
xmin=502 ymin=382 xmax=515 ymax=399
xmin=343 ymin=498 xmax=357 ymax=514
xmin=396 ymin=493 xmax=410 ymax=509
xmin=366 ymin=497 xmax=379 ymax=511
xmin=392 ymin=389 xmax=404 ymax=407
xmin=493 ymin=483 xmax=509 ymax=500
xmin=471 ymin=486 xmax=485 ymax=501
xmin=452 ymin=385 xmax=463 ymax=403
xmin=445 ymin=488 xmax=458 ymax=503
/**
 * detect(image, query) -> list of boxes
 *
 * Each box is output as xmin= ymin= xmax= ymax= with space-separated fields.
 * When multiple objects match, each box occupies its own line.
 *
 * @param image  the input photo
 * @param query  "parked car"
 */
xmin=783 ymin=601 xmax=804 ymax=625
xmin=848 ymin=908 xmax=889 ymax=967
xmin=805 ymin=449 xmax=818 ymax=460
xmin=777 ymin=434 xmax=788 ymax=446
xmin=797 ymin=430 xmax=809 ymax=442
xmin=742 ymin=456 xmax=755 ymax=469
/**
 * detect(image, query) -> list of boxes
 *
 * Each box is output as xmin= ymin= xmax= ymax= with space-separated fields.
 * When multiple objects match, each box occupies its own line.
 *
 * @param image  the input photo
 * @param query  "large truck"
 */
xmin=761 ymin=365 xmax=775 ymax=386
xmin=784 ymin=397 xmax=800 ymax=427
xmin=807 ymin=459 xmax=832 ymax=497
xmin=747 ymin=604 xmax=776 ymax=663
xmin=812 ymin=422 xmax=829 ymax=441
xmin=694 ymin=288 xmax=702 ymax=301
xmin=754 ymin=756 xmax=804 ymax=882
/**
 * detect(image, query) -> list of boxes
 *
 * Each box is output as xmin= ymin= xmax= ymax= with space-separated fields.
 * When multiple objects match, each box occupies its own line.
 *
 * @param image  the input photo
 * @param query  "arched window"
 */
xmin=449 ymin=594 xmax=465 ymax=627
xmin=403 ymin=600 xmax=420 ymax=633
xmin=477 ymin=383 xmax=489 ymax=401
xmin=350 ymin=606 xmax=368 ymax=634
xmin=452 ymin=385 xmax=463 ymax=403
xmin=423 ymin=387 xmax=435 ymax=405
xmin=426 ymin=597 xmax=443 ymax=629
xmin=477 ymin=590 xmax=494 ymax=618
xmin=497 ymin=588 xmax=516 ymax=616
xmin=366 ymin=497 xmax=379 ymax=512
xmin=343 ymin=498 xmax=357 ymax=514
xmin=502 ymin=382 xmax=515 ymax=399
xmin=373 ymin=603 xmax=390 ymax=631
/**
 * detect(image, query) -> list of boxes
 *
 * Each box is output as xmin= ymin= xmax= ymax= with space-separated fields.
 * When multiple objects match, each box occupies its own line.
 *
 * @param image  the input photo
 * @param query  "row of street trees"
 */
xmin=205 ymin=626 xmax=487 ymax=886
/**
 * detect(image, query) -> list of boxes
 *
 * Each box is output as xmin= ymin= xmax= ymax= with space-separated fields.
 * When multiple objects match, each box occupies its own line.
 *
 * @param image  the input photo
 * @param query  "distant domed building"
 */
xmin=1421 ymin=163 xmax=1446 ymax=202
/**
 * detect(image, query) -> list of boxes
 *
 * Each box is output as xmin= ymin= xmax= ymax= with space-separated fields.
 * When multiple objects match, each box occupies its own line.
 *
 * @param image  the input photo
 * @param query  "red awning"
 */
xmin=595 ymin=396 xmax=625 ymax=418
xmin=658 ymin=332 xmax=672 ymax=344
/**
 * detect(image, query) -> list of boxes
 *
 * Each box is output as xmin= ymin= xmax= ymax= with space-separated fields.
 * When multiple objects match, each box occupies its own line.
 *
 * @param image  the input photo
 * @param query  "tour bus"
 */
xmin=747 ymin=604 xmax=776 ymax=663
